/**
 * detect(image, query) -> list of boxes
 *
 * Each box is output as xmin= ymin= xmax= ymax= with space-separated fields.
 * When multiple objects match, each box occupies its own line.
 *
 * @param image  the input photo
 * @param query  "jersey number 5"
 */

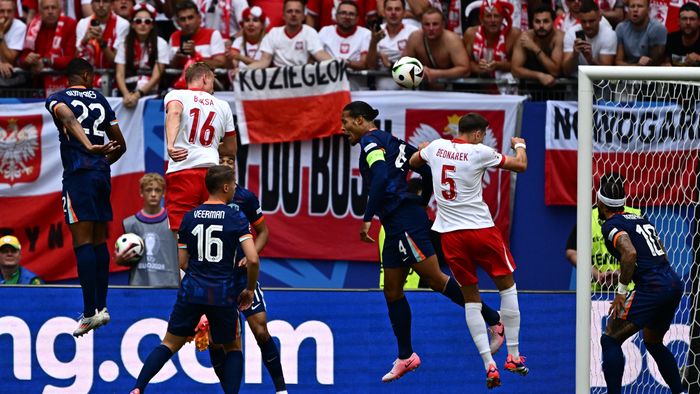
xmin=441 ymin=165 xmax=457 ymax=200
xmin=188 ymin=108 xmax=216 ymax=146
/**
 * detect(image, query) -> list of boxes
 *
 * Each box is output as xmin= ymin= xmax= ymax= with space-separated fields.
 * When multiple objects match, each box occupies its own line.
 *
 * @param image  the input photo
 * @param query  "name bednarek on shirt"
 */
xmin=193 ymin=210 xmax=226 ymax=219
xmin=435 ymin=148 xmax=469 ymax=161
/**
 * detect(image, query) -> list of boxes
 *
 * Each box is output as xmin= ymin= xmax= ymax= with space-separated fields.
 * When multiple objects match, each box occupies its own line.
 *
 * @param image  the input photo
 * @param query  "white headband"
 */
xmin=597 ymin=189 xmax=625 ymax=208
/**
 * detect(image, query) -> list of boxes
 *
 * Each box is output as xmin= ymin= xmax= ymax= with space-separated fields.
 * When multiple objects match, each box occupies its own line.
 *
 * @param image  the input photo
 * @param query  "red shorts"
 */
xmin=441 ymin=226 xmax=516 ymax=286
xmin=165 ymin=168 xmax=209 ymax=230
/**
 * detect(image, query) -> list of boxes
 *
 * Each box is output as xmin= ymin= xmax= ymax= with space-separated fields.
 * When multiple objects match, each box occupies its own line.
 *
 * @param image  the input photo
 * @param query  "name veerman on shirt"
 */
xmin=193 ymin=210 xmax=226 ymax=219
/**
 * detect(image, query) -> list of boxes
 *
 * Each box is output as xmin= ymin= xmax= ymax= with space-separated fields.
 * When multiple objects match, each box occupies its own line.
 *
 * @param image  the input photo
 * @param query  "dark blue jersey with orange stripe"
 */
xmin=359 ymin=129 xmax=429 ymax=221
xmin=602 ymin=212 xmax=678 ymax=290
xmin=177 ymin=203 xmax=253 ymax=306
xmin=46 ymin=87 xmax=117 ymax=175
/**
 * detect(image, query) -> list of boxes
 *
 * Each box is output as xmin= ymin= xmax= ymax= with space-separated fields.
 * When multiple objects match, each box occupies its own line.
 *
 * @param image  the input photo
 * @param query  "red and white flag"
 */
xmin=233 ymin=60 xmax=351 ymax=145
xmin=0 ymin=98 xmax=146 ymax=281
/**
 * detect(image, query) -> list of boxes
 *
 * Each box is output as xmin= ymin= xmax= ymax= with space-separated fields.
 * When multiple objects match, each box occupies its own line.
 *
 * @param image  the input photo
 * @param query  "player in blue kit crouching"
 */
xmin=130 ymin=166 xmax=260 ymax=394
xmin=598 ymin=175 xmax=686 ymax=394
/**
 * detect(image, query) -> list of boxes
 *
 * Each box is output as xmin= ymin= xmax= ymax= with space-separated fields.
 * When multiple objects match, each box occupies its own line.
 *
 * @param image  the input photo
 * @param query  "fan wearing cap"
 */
xmin=0 ymin=235 xmax=44 ymax=285
xmin=115 ymin=3 xmax=170 ymax=108
xmin=463 ymin=0 xmax=521 ymax=78
xmin=230 ymin=6 xmax=267 ymax=70
xmin=596 ymin=175 xmax=685 ymax=394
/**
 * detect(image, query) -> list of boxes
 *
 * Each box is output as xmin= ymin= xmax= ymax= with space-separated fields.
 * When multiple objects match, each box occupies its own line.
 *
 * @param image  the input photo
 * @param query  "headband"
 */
xmin=597 ymin=189 xmax=626 ymax=208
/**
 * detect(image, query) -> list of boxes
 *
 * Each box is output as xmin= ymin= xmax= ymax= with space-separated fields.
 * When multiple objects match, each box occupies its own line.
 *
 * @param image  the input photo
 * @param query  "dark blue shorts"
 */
xmin=619 ymin=286 xmax=682 ymax=332
xmin=62 ymin=170 xmax=112 ymax=224
xmin=234 ymin=281 xmax=267 ymax=318
xmin=167 ymin=300 xmax=238 ymax=344
xmin=380 ymin=201 xmax=435 ymax=269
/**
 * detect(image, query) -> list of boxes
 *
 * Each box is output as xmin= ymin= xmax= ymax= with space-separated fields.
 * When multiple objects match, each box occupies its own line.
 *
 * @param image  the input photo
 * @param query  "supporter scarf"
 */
xmin=472 ymin=26 xmax=507 ymax=76
xmin=80 ymin=12 xmax=119 ymax=69
xmin=24 ymin=15 xmax=71 ymax=96
xmin=217 ymin=0 xmax=231 ymax=38
xmin=447 ymin=0 xmax=461 ymax=33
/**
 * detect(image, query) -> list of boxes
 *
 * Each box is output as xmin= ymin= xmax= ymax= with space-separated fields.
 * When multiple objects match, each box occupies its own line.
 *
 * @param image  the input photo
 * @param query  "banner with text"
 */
xmin=233 ymin=60 xmax=351 ymax=145
xmin=0 ymin=99 xmax=146 ymax=281
xmin=545 ymin=101 xmax=700 ymax=206
xmin=222 ymin=91 xmax=525 ymax=259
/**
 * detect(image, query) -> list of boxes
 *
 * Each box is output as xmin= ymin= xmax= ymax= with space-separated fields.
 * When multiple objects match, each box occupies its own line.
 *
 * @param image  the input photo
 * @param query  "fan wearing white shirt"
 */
xmin=562 ymin=0 xmax=616 ymax=75
xmin=409 ymin=113 xmax=529 ymax=388
xmin=248 ymin=0 xmax=331 ymax=68
xmin=318 ymin=1 xmax=371 ymax=70
xmin=0 ymin=0 xmax=26 ymax=81
xmin=231 ymin=6 xmax=267 ymax=70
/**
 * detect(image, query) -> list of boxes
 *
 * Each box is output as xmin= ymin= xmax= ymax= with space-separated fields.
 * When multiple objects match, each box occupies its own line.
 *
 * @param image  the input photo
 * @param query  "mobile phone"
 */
xmin=90 ymin=19 xmax=100 ymax=27
xmin=575 ymin=30 xmax=586 ymax=40
xmin=180 ymin=34 xmax=192 ymax=52
xmin=373 ymin=18 xmax=383 ymax=32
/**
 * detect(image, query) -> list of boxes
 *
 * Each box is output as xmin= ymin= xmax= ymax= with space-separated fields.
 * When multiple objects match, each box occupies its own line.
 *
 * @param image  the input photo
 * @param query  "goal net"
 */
xmin=576 ymin=67 xmax=700 ymax=394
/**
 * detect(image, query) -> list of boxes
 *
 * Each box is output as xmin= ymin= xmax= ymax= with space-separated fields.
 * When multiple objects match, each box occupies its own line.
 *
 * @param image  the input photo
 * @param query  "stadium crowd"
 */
xmin=1 ymin=0 xmax=699 ymax=97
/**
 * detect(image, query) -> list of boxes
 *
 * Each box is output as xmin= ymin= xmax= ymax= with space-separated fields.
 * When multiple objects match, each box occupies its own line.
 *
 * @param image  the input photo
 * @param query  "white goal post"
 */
xmin=576 ymin=66 xmax=700 ymax=394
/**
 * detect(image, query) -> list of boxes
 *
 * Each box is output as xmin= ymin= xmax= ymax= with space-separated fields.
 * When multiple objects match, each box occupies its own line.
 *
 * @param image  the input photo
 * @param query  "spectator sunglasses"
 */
xmin=133 ymin=17 xmax=154 ymax=25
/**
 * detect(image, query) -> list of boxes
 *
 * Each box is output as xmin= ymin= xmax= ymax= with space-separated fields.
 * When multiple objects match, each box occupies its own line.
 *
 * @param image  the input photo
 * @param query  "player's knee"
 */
xmin=252 ymin=325 xmax=271 ymax=344
xmin=383 ymin=287 xmax=404 ymax=302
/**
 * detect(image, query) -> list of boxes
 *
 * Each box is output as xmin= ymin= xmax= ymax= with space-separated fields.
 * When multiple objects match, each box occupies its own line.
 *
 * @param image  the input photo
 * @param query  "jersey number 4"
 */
xmin=188 ymin=108 xmax=216 ymax=146
xmin=192 ymin=224 xmax=223 ymax=262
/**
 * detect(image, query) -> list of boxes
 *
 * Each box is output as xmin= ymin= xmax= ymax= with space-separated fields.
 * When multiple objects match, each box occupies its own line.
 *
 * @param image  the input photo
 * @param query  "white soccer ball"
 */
xmin=392 ymin=56 xmax=424 ymax=90
xmin=115 ymin=233 xmax=145 ymax=262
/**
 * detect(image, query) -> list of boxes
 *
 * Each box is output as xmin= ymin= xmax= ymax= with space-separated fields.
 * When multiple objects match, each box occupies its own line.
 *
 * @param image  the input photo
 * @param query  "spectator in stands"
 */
xmin=554 ymin=0 xmax=582 ymax=31
xmin=401 ymin=0 xmax=439 ymax=29
xmin=112 ymin=0 xmax=133 ymax=18
xmin=19 ymin=0 xmax=76 ymax=94
xmin=664 ymin=2 xmax=700 ymax=65
xmin=0 ymin=0 xmax=26 ymax=86
xmin=248 ymin=0 xmax=283 ymax=27
xmin=306 ymin=0 xmax=376 ymax=30
xmin=366 ymin=0 xmax=418 ymax=89
xmin=231 ymin=6 xmax=266 ymax=70
xmin=199 ymin=0 xmax=248 ymax=44
xmin=75 ymin=0 xmax=129 ymax=82
xmin=562 ymin=0 xmax=616 ymax=75
xmin=115 ymin=3 xmax=169 ymax=107
xmin=319 ymin=1 xmax=371 ymax=70
xmin=511 ymin=5 xmax=563 ymax=86
xmin=0 ymin=235 xmax=43 ymax=285
xmin=248 ymin=0 xmax=331 ymax=68
xmin=403 ymin=7 xmax=470 ymax=87
xmin=116 ymin=173 xmax=179 ymax=288
xmin=615 ymin=0 xmax=666 ymax=65
xmin=463 ymin=0 xmax=521 ymax=78
xmin=169 ymin=1 xmax=226 ymax=69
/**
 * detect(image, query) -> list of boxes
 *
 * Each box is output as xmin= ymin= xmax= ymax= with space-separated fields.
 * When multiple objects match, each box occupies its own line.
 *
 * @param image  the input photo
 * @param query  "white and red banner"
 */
xmin=0 ymin=99 xmax=146 ymax=281
xmin=545 ymin=101 xmax=700 ymax=206
xmin=225 ymin=91 xmax=525 ymax=258
xmin=233 ymin=60 xmax=351 ymax=145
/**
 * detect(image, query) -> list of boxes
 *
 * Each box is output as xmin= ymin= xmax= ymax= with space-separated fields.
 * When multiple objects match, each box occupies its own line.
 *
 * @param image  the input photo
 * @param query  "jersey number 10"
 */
xmin=188 ymin=108 xmax=216 ymax=146
xmin=636 ymin=224 xmax=665 ymax=257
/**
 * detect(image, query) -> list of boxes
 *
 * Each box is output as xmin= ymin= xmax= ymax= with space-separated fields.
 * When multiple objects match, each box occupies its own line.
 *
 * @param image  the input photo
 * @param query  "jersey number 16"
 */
xmin=188 ymin=108 xmax=216 ymax=146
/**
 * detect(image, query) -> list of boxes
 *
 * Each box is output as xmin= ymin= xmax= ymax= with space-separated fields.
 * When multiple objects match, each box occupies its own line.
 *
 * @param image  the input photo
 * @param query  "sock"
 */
xmin=465 ymin=303 xmax=496 ymax=370
xmin=94 ymin=243 xmax=110 ymax=311
xmin=74 ymin=244 xmax=97 ymax=317
xmin=601 ymin=334 xmax=624 ymax=394
xmin=387 ymin=296 xmax=413 ymax=359
xmin=645 ymin=342 xmax=685 ymax=393
xmin=499 ymin=284 xmax=521 ymax=358
xmin=134 ymin=344 xmax=173 ymax=391
xmin=441 ymin=276 xmax=465 ymax=306
xmin=260 ymin=338 xmax=286 ymax=391
xmin=208 ymin=345 xmax=226 ymax=387
xmin=222 ymin=350 xmax=244 ymax=394
xmin=481 ymin=302 xmax=501 ymax=327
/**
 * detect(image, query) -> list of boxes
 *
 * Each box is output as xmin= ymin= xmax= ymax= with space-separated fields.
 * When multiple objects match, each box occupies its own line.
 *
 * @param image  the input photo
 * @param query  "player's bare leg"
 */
xmin=602 ymin=318 xmax=639 ymax=394
xmin=247 ymin=312 xmax=287 ymax=393
xmin=641 ymin=327 xmax=685 ymax=393
xmin=68 ymin=221 xmax=102 ymax=336
xmin=381 ymin=266 xmax=420 ymax=382
xmin=493 ymin=274 xmax=528 ymax=376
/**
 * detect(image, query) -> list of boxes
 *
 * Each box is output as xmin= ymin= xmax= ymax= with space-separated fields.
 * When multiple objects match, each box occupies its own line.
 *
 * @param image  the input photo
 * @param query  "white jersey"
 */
xmin=163 ymin=89 xmax=236 ymax=174
xmin=419 ymin=138 xmax=505 ymax=232
xmin=75 ymin=14 xmax=130 ymax=50
xmin=259 ymin=25 xmax=325 ymax=67
xmin=5 ymin=19 xmax=27 ymax=52
xmin=318 ymin=25 xmax=371 ymax=62
xmin=376 ymin=23 xmax=418 ymax=68
xmin=231 ymin=36 xmax=262 ymax=70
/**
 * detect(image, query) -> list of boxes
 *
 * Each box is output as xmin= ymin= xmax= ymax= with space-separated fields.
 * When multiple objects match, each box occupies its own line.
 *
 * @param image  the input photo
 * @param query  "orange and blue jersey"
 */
xmin=45 ymin=86 xmax=118 ymax=175
xmin=358 ymin=129 xmax=432 ymax=222
xmin=228 ymin=184 xmax=264 ymax=281
xmin=177 ymin=204 xmax=252 ymax=306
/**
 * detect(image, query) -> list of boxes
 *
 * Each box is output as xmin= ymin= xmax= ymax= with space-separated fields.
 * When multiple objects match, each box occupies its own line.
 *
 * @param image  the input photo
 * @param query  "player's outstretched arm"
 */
xmin=500 ymin=137 xmax=528 ymax=173
xmin=54 ymin=104 xmax=121 ymax=155
xmin=105 ymin=124 xmax=127 ymax=164
xmin=165 ymin=101 xmax=188 ymax=162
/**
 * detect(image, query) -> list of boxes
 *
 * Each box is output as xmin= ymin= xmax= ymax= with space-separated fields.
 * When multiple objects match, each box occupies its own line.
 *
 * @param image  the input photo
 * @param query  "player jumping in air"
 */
xmin=410 ymin=113 xmax=529 ymax=388
xmin=130 ymin=166 xmax=259 ymax=394
xmin=46 ymin=58 xmax=127 ymax=337
xmin=597 ymin=175 xmax=686 ymax=394
xmin=342 ymin=101 xmax=504 ymax=383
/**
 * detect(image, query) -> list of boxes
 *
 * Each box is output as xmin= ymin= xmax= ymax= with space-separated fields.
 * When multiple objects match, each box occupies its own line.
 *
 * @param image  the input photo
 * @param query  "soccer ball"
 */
xmin=115 ymin=233 xmax=145 ymax=262
xmin=392 ymin=56 xmax=424 ymax=90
